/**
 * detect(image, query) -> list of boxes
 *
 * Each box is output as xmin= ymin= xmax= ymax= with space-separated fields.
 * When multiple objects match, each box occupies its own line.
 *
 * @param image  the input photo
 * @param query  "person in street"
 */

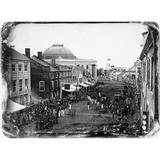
xmin=61 ymin=108 xmax=65 ymax=117
xmin=57 ymin=106 xmax=61 ymax=117
xmin=101 ymin=103 xmax=104 ymax=109
xmin=69 ymin=102 xmax=72 ymax=110
xmin=87 ymin=101 xmax=90 ymax=110
xmin=97 ymin=101 xmax=99 ymax=107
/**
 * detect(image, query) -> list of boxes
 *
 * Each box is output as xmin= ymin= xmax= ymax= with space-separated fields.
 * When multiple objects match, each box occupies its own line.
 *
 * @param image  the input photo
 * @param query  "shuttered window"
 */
xmin=39 ymin=81 xmax=45 ymax=92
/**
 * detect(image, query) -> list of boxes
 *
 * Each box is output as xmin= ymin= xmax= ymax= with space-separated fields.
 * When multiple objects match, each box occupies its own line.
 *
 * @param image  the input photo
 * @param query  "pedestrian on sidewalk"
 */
xmin=58 ymin=106 xmax=61 ymax=117
xmin=87 ymin=101 xmax=90 ymax=110
xmin=97 ymin=101 xmax=99 ymax=107
xmin=101 ymin=103 xmax=104 ymax=109
xmin=69 ymin=102 xmax=72 ymax=110
xmin=61 ymin=109 xmax=65 ymax=117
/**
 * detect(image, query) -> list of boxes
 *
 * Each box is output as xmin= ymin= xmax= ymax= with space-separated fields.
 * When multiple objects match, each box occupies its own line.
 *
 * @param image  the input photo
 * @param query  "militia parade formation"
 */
xmin=1 ymin=22 xmax=160 ymax=138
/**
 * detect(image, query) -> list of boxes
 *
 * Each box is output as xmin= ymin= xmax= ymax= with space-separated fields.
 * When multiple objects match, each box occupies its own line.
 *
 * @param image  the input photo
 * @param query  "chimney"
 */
xmin=37 ymin=51 xmax=43 ymax=60
xmin=10 ymin=45 xmax=15 ymax=49
xmin=25 ymin=48 xmax=30 ymax=58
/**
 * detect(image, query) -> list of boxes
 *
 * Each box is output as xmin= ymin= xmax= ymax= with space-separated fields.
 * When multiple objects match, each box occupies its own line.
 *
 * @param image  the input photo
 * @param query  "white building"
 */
xmin=42 ymin=44 xmax=97 ymax=78
xmin=7 ymin=47 xmax=31 ymax=106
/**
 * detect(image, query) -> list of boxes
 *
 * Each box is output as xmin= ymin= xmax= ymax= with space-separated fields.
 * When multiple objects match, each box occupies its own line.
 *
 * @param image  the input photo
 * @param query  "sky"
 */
xmin=9 ymin=23 xmax=147 ymax=69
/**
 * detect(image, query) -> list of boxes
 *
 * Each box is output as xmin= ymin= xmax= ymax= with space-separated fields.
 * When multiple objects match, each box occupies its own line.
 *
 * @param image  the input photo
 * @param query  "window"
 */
xmin=60 ymin=72 xmax=62 ymax=78
xmin=86 ymin=65 xmax=88 ymax=69
xmin=12 ymin=64 xmax=16 ymax=71
xmin=79 ymin=78 xmax=82 ymax=83
xmin=131 ymin=74 xmax=136 ymax=79
xmin=51 ymin=73 xmax=54 ymax=79
xmin=19 ymin=79 xmax=22 ymax=91
xmin=151 ymin=57 xmax=154 ymax=91
xmin=143 ymin=62 xmax=146 ymax=81
xmin=24 ymin=64 xmax=28 ymax=71
xmin=54 ymin=80 xmax=58 ymax=88
xmin=147 ymin=58 xmax=150 ymax=88
xmin=25 ymin=79 xmax=28 ymax=89
xmin=55 ymin=72 xmax=58 ymax=78
xmin=18 ymin=64 xmax=22 ymax=71
xmin=51 ymin=80 xmax=54 ymax=89
xmin=12 ymin=80 xmax=16 ymax=92
xmin=39 ymin=81 xmax=45 ymax=92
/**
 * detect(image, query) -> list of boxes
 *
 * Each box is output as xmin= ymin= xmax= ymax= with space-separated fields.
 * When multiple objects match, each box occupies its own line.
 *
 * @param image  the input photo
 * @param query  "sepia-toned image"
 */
xmin=1 ymin=22 xmax=160 ymax=138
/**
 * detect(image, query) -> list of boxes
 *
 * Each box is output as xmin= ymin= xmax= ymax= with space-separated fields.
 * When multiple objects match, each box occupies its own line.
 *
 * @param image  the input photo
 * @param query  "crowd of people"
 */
xmin=3 ymin=98 xmax=71 ymax=136
xmin=3 ymin=81 xmax=141 ymax=137
xmin=86 ymin=82 xmax=141 ymax=123
xmin=3 ymin=88 xmax=88 ymax=136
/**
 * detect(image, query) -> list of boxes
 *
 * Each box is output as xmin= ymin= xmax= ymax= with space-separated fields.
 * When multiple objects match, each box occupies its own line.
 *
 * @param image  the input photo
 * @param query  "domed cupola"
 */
xmin=43 ymin=44 xmax=76 ymax=60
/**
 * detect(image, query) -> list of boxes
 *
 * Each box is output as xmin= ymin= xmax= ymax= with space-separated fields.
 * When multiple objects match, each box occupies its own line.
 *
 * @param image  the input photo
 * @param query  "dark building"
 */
xmin=29 ymin=52 xmax=61 ymax=103
xmin=49 ymin=68 xmax=61 ymax=100
xmin=56 ymin=65 xmax=72 ymax=86
xmin=30 ymin=56 xmax=50 ymax=102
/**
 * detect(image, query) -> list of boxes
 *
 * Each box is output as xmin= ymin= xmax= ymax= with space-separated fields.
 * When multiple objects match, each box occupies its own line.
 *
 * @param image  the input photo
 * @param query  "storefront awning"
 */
xmin=62 ymin=87 xmax=75 ymax=92
xmin=84 ymin=81 xmax=92 ymax=85
xmin=6 ymin=99 xmax=27 ymax=113
xmin=79 ymin=83 xmax=89 ymax=87
xmin=62 ymin=84 xmax=81 ymax=92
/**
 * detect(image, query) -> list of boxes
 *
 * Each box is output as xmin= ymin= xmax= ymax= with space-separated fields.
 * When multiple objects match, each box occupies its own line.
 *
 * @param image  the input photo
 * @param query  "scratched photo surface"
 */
xmin=1 ymin=22 xmax=160 ymax=138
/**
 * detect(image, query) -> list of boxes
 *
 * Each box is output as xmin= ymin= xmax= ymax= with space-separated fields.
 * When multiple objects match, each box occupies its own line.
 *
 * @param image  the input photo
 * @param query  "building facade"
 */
xmin=30 ymin=52 xmax=61 ymax=102
xmin=5 ymin=46 xmax=31 ymax=106
xmin=72 ymin=66 xmax=88 ymax=84
xmin=49 ymin=69 xmax=61 ymax=100
xmin=30 ymin=55 xmax=50 ymax=102
xmin=139 ymin=24 xmax=159 ymax=131
xmin=157 ymin=27 xmax=160 ymax=124
xmin=55 ymin=65 xmax=72 ymax=86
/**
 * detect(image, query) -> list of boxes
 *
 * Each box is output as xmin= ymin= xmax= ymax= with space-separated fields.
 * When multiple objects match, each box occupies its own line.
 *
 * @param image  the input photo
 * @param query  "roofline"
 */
xmin=55 ymin=58 xmax=97 ymax=63
xmin=5 ymin=44 xmax=30 ymax=61
xmin=140 ymin=22 xmax=159 ymax=60
xmin=139 ymin=31 xmax=153 ymax=60
xmin=31 ymin=55 xmax=58 ymax=70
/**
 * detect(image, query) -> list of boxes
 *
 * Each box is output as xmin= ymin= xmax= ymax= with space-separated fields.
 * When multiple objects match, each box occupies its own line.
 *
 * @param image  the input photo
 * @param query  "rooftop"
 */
xmin=6 ymin=46 xmax=29 ymax=61
xmin=43 ymin=44 xmax=77 ymax=59
xmin=31 ymin=55 xmax=58 ymax=71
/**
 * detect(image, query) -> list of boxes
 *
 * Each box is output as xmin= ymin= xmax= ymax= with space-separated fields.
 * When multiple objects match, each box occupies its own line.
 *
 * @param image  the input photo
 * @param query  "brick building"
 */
xmin=29 ymin=51 xmax=61 ymax=102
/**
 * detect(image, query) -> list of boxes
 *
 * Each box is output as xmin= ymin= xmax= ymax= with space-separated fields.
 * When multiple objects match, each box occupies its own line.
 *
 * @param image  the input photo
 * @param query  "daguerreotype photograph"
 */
xmin=1 ymin=22 xmax=160 ymax=138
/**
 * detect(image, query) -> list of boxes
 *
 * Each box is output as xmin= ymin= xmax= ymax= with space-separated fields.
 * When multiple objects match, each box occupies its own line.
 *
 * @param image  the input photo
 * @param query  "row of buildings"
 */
xmin=120 ymin=23 xmax=160 ymax=132
xmin=2 ymin=44 xmax=97 ymax=107
xmin=97 ymin=66 xmax=128 ymax=81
